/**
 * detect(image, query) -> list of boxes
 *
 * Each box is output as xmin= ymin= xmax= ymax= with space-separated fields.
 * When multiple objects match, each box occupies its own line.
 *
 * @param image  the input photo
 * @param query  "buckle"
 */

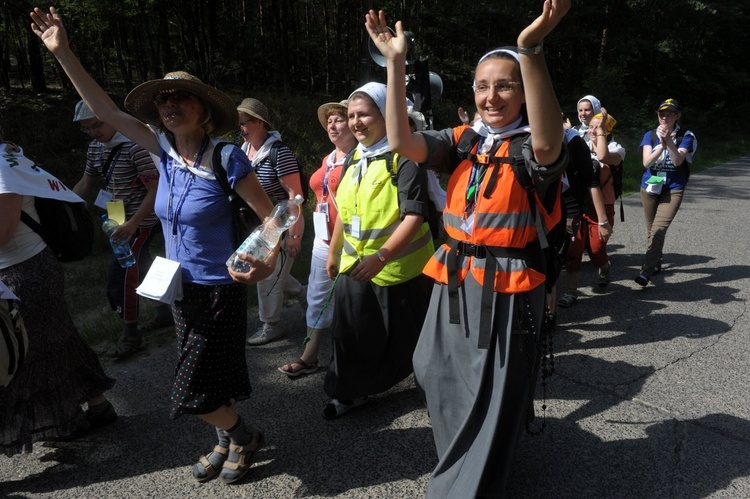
xmin=457 ymin=241 xmax=486 ymax=258
xmin=475 ymin=154 xmax=490 ymax=165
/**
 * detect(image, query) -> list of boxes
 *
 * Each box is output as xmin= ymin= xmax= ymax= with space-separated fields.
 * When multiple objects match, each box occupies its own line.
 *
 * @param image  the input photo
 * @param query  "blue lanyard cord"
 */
xmin=302 ymin=272 xmax=340 ymax=345
xmin=102 ymin=147 xmax=122 ymax=187
xmin=166 ymin=136 xmax=210 ymax=237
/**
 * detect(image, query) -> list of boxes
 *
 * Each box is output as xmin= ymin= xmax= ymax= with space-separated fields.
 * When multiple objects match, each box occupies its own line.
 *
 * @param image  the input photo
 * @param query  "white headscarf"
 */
xmin=577 ymin=95 xmax=602 ymax=125
xmin=349 ymin=82 xmax=387 ymax=119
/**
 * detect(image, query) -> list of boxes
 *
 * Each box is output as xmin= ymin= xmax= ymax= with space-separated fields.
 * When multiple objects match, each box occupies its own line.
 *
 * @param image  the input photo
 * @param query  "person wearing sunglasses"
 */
xmin=31 ymin=6 xmax=276 ymax=485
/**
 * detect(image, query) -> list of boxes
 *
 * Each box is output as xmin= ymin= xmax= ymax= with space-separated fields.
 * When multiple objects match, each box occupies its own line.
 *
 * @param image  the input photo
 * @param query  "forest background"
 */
xmin=1 ymin=0 xmax=749 ymax=341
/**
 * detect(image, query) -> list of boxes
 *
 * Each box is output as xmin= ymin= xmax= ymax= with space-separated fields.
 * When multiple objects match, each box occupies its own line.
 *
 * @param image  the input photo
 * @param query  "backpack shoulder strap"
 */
xmin=454 ymin=128 xmax=482 ymax=169
xmin=212 ymin=141 xmax=234 ymax=196
xmin=19 ymin=208 xmax=44 ymax=236
xmin=269 ymin=141 xmax=282 ymax=170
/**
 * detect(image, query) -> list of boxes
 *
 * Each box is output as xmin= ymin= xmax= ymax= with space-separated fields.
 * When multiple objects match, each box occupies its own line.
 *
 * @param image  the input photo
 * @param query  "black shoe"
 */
xmin=634 ymin=274 xmax=649 ymax=287
xmin=87 ymin=401 xmax=118 ymax=429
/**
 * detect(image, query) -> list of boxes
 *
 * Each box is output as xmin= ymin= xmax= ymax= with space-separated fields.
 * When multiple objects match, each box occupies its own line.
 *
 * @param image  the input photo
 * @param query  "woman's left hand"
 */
xmin=517 ymin=0 xmax=571 ymax=48
xmin=349 ymin=254 xmax=384 ymax=282
xmin=228 ymin=246 xmax=279 ymax=285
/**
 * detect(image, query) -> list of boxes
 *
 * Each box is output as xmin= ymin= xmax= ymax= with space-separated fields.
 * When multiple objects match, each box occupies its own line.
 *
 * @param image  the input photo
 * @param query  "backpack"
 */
xmin=600 ymin=159 xmax=625 ymax=222
xmin=266 ymin=141 xmax=310 ymax=203
xmin=213 ymin=142 xmax=263 ymax=246
xmin=20 ymin=197 xmax=94 ymax=262
xmin=0 ymin=293 xmax=28 ymax=388
xmin=342 ymin=150 xmax=444 ymax=239
xmin=453 ymin=129 xmax=561 ymax=251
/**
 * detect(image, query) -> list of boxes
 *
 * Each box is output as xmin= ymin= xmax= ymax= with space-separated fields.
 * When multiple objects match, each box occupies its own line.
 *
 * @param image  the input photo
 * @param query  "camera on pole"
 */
xmin=368 ymin=27 xmax=443 ymax=129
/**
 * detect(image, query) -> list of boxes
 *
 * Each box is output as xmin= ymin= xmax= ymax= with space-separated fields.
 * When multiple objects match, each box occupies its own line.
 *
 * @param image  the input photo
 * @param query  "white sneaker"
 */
xmin=246 ymin=324 xmax=284 ymax=346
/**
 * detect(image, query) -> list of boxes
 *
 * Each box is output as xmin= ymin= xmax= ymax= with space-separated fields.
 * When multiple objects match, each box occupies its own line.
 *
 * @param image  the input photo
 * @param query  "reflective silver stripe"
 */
xmin=393 ymin=230 xmax=433 ymax=261
xmin=471 ymin=255 xmax=527 ymax=273
xmin=443 ymin=211 xmax=535 ymax=231
xmin=433 ymin=245 xmax=470 ymax=270
xmin=342 ymin=238 xmax=358 ymax=257
xmin=343 ymin=220 xmax=399 ymax=241
xmin=443 ymin=212 xmax=465 ymax=230
xmin=475 ymin=211 xmax=534 ymax=229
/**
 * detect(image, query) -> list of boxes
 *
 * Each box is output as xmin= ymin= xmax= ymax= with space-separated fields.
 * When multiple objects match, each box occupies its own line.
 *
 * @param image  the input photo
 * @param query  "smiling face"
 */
xmin=154 ymin=90 xmax=205 ymax=133
xmin=473 ymin=56 xmax=525 ymax=128
xmin=347 ymin=95 xmax=385 ymax=147
xmin=588 ymin=116 xmax=603 ymax=146
xmin=327 ymin=111 xmax=356 ymax=150
xmin=578 ymin=100 xmax=595 ymax=127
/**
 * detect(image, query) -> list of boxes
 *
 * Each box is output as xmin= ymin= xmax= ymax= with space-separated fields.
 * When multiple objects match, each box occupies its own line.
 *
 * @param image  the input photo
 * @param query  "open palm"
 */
xmin=30 ymin=7 xmax=69 ymax=55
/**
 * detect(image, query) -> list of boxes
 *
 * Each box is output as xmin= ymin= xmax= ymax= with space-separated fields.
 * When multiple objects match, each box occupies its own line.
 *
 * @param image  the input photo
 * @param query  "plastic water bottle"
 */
xmin=226 ymin=195 xmax=304 ymax=272
xmin=101 ymin=215 xmax=136 ymax=268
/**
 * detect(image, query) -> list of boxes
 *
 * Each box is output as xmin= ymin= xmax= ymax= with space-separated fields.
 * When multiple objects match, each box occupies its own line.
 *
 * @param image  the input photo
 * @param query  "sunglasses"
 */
xmin=154 ymin=90 xmax=194 ymax=105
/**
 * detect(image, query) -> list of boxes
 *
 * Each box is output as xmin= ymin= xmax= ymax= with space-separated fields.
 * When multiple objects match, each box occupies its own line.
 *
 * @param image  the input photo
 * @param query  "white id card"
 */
xmin=351 ymin=216 xmax=362 ymax=239
xmin=317 ymin=202 xmax=329 ymax=221
xmin=94 ymin=189 xmax=114 ymax=209
xmin=460 ymin=213 xmax=474 ymax=235
xmin=313 ymin=211 xmax=330 ymax=240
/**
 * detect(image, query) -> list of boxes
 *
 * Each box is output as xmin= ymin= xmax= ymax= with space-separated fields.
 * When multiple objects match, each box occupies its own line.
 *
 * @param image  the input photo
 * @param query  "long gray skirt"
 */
xmin=413 ymin=272 xmax=544 ymax=498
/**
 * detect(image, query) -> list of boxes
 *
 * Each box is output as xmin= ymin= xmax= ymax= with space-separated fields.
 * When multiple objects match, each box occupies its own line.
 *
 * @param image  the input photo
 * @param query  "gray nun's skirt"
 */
xmin=413 ymin=272 xmax=544 ymax=498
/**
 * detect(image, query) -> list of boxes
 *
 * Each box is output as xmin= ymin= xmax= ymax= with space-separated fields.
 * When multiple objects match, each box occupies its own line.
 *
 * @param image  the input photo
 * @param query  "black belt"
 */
xmin=446 ymin=236 xmax=543 ymax=350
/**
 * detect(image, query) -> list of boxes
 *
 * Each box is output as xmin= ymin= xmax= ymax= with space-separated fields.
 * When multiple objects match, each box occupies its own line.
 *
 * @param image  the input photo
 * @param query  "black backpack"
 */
xmin=453 ymin=128 xmax=561 ymax=251
xmin=213 ymin=142 xmax=263 ymax=246
xmin=20 ymin=197 xmax=94 ymax=262
xmin=600 ymin=159 xmax=625 ymax=222
xmin=342 ymin=150 xmax=444 ymax=240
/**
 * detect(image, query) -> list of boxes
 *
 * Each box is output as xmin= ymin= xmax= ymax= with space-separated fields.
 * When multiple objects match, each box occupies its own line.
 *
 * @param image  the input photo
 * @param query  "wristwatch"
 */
xmin=517 ymin=43 xmax=543 ymax=55
xmin=376 ymin=250 xmax=387 ymax=264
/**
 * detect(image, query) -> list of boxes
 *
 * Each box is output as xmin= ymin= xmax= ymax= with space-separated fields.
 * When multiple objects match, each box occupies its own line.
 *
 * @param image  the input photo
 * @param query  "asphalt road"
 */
xmin=2 ymin=157 xmax=749 ymax=499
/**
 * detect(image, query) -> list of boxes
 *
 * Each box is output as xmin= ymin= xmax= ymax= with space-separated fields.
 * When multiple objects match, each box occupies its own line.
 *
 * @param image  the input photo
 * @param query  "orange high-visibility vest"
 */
xmin=423 ymin=128 xmax=561 ymax=294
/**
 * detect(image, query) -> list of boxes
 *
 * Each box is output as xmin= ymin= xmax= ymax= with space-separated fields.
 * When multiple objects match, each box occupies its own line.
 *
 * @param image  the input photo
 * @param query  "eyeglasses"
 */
xmin=80 ymin=121 xmax=104 ymax=133
xmin=473 ymin=81 xmax=522 ymax=95
xmin=154 ymin=90 xmax=194 ymax=105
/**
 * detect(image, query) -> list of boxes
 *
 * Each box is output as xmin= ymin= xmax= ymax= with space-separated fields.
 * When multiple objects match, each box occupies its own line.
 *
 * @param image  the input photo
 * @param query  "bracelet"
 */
xmin=517 ymin=43 xmax=543 ymax=55
xmin=376 ymin=250 xmax=387 ymax=264
xmin=596 ymin=133 xmax=606 ymax=137
xmin=597 ymin=221 xmax=610 ymax=226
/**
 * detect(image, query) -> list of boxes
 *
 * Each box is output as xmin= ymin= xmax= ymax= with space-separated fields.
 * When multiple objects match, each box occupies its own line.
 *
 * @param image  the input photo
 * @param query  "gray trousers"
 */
xmin=639 ymin=187 xmax=684 ymax=272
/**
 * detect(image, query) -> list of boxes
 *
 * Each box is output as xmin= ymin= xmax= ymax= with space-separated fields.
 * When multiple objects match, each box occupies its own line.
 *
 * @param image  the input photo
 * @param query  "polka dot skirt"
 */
xmin=169 ymin=282 xmax=250 ymax=419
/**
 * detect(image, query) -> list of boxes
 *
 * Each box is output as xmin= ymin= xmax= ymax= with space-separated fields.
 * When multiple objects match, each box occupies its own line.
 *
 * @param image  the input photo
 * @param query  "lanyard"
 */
xmin=464 ymin=137 xmax=490 ymax=216
xmin=322 ymin=151 xmax=338 ymax=199
xmin=101 ymin=143 xmax=125 ymax=188
xmin=166 ymin=137 xmax=209 ymax=242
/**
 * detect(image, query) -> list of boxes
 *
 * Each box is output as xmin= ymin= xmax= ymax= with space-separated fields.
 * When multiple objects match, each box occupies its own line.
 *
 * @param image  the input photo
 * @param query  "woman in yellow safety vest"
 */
xmin=323 ymin=82 xmax=434 ymax=419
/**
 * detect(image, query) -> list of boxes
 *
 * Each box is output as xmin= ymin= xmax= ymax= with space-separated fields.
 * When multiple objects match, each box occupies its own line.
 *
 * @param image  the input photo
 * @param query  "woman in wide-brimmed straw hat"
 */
xmin=277 ymin=99 xmax=355 ymax=378
xmin=32 ymin=6 xmax=274 ymax=485
xmin=237 ymin=97 xmax=306 ymax=347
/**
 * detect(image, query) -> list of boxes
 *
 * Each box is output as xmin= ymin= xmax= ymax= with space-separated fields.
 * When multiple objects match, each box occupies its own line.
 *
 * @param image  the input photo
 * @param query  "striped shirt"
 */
xmin=84 ymin=140 xmax=159 ymax=227
xmin=252 ymin=141 xmax=301 ymax=203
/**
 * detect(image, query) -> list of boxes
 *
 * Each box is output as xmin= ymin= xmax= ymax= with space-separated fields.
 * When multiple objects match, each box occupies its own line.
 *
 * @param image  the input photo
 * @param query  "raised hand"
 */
xmin=30 ymin=7 xmax=69 ymax=55
xmin=517 ymin=0 xmax=571 ymax=48
xmin=364 ymin=10 xmax=406 ymax=63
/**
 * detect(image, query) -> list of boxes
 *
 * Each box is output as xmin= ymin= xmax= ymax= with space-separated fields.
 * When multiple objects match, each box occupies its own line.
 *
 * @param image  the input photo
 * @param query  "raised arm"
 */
xmin=365 ymin=11 xmax=429 ymax=163
xmin=516 ymin=0 xmax=570 ymax=165
xmin=30 ymin=7 xmax=158 ymax=155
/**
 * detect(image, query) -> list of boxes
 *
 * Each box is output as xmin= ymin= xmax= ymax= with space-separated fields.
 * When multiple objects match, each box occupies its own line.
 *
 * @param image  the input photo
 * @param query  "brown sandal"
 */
xmin=192 ymin=444 xmax=228 ymax=482
xmin=219 ymin=428 xmax=265 ymax=484
xmin=278 ymin=358 xmax=319 ymax=378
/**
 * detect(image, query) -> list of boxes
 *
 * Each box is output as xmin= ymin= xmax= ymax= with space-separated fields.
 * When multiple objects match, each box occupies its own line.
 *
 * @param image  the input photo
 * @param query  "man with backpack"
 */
xmin=72 ymin=100 xmax=171 ymax=359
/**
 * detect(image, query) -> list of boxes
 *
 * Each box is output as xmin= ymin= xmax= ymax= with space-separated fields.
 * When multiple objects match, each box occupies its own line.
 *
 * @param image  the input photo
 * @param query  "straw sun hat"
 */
xmin=237 ymin=98 xmax=273 ymax=129
xmin=316 ymin=100 xmax=348 ymax=129
xmin=124 ymin=71 xmax=238 ymax=136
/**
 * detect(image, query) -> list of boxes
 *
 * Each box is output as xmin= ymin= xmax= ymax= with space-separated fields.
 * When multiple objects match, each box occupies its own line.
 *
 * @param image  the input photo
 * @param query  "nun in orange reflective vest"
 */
xmin=367 ymin=1 xmax=571 ymax=496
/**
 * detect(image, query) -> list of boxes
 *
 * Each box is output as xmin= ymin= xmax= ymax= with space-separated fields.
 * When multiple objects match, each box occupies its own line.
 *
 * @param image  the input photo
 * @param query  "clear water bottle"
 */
xmin=101 ymin=215 xmax=136 ymax=268
xmin=226 ymin=195 xmax=304 ymax=272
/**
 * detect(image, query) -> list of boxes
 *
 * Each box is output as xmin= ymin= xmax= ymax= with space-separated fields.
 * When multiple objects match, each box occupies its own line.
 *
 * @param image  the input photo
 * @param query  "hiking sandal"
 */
xmin=193 ymin=445 xmax=229 ymax=483
xmin=219 ymin=428 xmax=265 ymax=484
